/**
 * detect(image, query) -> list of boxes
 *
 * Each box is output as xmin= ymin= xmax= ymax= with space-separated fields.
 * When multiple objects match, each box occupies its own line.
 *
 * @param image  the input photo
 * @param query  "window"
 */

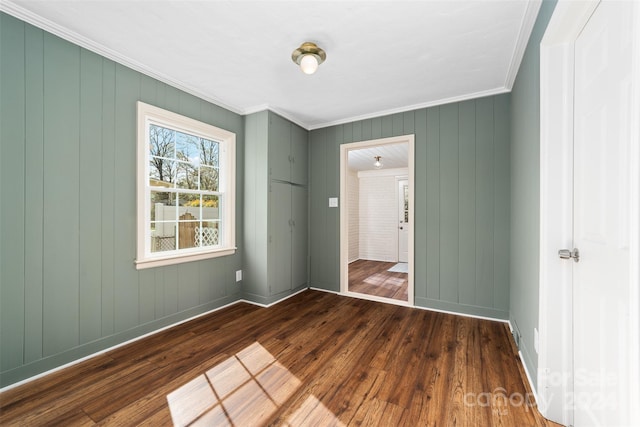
xmin=136 ymin=102 xmax=236 ymax=269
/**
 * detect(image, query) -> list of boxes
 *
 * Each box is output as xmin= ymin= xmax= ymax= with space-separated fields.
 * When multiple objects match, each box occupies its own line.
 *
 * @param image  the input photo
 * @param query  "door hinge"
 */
xmin=558 ymin=248 xmax=580 ymax=262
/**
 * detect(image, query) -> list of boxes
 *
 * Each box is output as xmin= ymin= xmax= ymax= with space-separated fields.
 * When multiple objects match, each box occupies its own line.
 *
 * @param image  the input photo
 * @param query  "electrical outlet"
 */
xmin=329 ymin=197 xmax=339 ymax=207
xmin=235 ymin=270 xmax=242 ymax=282
xmin=534 ymin=328 xmax=539 ymax=353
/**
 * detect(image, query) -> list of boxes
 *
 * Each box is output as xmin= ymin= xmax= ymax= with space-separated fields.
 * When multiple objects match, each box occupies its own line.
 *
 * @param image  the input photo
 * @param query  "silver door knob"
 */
xmin=558 ymin=248 xmax=579 ymax=262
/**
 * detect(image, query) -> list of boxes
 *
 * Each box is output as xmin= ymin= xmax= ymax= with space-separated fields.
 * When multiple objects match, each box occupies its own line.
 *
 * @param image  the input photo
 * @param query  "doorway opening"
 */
xmin=339 ymin=135 xmax=415 ymax=306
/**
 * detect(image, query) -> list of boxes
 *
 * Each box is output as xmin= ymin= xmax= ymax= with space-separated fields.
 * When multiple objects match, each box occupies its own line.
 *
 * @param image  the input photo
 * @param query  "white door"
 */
xmin=398 ymin=179 xmax=409 ymax=263
xmin=572 ymin=1 xmax=635 ymax=425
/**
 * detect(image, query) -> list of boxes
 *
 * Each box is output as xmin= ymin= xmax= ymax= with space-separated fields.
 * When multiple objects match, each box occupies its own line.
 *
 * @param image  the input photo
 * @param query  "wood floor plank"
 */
xmin=266 ymin=298 xmax=398 ymax=424
xmin=0 ymin=354 xmax=114 ymax=412
xmin=0 ymin=356 xmax=157 ymax=424
xmin=93 ymin=352 xmax=234 ymax=426
xmin=304 ymin=308 xmax=399 ymax=419
xmin=348 ymin=259 xmax=408 ymax=301
xmin=356 ymin=398 xmax=406 ymax=427
xmin=0 ymin=290 xmax=561 ymax=426
xmin=384 ymin=309 xmax=437 ymax=409
xmin=43 ymin=409 xmax=96 ymax=427
xmin=107 ymin=302 xmax=259 ymax=363
xmin=96 ymin=292 xmax=357 ymax=425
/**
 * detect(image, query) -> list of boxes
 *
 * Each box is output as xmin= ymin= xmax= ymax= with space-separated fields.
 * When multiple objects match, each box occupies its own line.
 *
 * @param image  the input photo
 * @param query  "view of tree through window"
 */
xmin=136 ymin=101 xmax=236 ymax=269
xmin=148 ymin=124 xmax=221 ymax=252
xmin=149 ymin=124 xmax=219 ymax=194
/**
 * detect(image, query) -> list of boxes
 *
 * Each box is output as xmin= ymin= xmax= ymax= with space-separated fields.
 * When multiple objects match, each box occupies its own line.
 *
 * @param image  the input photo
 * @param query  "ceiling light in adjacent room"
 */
xmin=292 ymin=42 xmax=326 ymax=75
xmin=374 ymin=156 xmax=383 ymax=169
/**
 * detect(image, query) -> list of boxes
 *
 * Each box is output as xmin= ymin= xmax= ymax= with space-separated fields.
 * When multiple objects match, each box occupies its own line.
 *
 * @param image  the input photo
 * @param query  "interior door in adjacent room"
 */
xmin=397 ymin=178 xmax=409 ymax=263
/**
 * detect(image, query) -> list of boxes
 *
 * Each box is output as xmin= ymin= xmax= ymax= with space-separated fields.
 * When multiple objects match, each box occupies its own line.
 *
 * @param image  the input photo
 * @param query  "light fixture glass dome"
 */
xmin=374 ymin=156 xmax=383 ymax=169
xmin=300 ymin=54 xmax=319 ymax=74
xmin=292 ymin=42 xmax=326 ymax=75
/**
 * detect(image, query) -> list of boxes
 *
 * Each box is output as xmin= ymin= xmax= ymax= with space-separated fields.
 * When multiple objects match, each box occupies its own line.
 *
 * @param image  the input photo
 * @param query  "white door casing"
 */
xmin=398 ymin=178 xmax=409 ymax=263
xmin=539 ymin=0 xmax=640 ymax=425
xmin=339 ymin=135 xmax=415 ymax=307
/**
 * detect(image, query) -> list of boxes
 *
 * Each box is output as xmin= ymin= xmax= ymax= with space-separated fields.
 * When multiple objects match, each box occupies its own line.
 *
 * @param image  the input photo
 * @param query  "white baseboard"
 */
xmin=309 ymin=286 xmax=341 ymax=295
xmin=517 ymin=348 xmax=540 ymax=409
xmin=507 ymin=321 xmax=540 ymax=413
xmin=0 ymin=287 xmax=309 ymax=393
xmin=0 ymin=298 xmax=244 ymax=393
xmin=243 ymin=287 xmax=309 ymax=308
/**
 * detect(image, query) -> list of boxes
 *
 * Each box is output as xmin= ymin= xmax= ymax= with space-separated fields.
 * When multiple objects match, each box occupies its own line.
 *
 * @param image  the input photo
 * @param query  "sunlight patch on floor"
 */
xmin=167 ymin=341 xmax=343 ymax=426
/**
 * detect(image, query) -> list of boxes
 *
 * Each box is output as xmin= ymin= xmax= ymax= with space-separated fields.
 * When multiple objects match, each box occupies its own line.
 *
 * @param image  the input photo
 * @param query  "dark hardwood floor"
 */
xmin=348 ymin=259 xmax=408 ymax=301
xmin=0 ymin=290 xmax=560 ymax=426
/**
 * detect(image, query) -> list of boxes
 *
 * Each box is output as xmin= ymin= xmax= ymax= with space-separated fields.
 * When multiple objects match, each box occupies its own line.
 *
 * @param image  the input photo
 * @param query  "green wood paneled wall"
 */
xmin=243 ymin=111 xmax=270 ymax=301
xmin=0 ymin=13 xmax=244 ymax=387
xmin=309 ymin=96 xmax=510 ymax=319
xmin=509 ymin=0 xmax=558 ymax=389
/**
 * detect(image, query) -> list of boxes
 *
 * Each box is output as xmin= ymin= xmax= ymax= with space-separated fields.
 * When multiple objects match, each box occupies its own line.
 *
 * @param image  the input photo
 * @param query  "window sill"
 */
xmin=135 ymin=247 xmax=237 ymax=270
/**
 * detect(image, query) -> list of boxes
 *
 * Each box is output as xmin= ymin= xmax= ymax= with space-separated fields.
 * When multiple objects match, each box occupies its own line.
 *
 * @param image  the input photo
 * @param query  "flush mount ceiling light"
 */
xmin=291 ymin=42 xmax=326 ymax=75
xmin=373 ymin=156 xmax=383 ymax=169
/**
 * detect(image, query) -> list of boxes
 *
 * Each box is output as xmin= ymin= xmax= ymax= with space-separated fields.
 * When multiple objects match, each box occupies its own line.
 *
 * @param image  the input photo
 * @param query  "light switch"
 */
xmin=329 ymin=197 xmax=339 ymax=207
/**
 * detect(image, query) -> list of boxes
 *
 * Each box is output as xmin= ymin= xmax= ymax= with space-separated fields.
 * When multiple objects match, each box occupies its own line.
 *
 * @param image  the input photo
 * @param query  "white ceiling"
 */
xmin=2 ymin=1 xmax=541 ymax=130
xmin=348 ymin=143 xmax=408 ymax=172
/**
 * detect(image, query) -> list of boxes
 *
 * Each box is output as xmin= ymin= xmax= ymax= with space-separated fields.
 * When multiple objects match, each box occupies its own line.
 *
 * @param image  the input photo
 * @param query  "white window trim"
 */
xmin=135 ymin=101 xmax=236 ymax=269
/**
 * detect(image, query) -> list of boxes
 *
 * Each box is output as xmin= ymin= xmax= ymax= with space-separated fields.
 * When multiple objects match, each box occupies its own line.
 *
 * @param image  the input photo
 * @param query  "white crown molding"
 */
xmin=0 ymin=0 xmax=334 ymax=131
xmin=1 ymin=0 xmax=523 ymax=133
xmin=0 ymin=0 xmax=244 ymax=117
xmin=243 ymin=104 xmax=311 ymax=131
xmin=306 ymin=86 xmax=511 ymax=131
xmin=237 ymin=83 xmax=509 ymax=130
xmin=504 ymin=0 xmax=542 ymax=89
xmin=242 ymin=103 xmax=271 ymax=116
xmin=267 ymin=106 xmax=311 ymax=130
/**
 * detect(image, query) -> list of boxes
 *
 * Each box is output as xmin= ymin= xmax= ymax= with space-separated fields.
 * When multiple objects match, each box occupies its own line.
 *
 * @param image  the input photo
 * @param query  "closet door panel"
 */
xmin=291 ymin=124 xmax=308 ymax=185
xmin=268 ymin=113 xmax=291 ymax=182
xmin=268 ymin=182 xmax=292 ymax=294
xmin=292 ymin=186 xmax=308 ymax=289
